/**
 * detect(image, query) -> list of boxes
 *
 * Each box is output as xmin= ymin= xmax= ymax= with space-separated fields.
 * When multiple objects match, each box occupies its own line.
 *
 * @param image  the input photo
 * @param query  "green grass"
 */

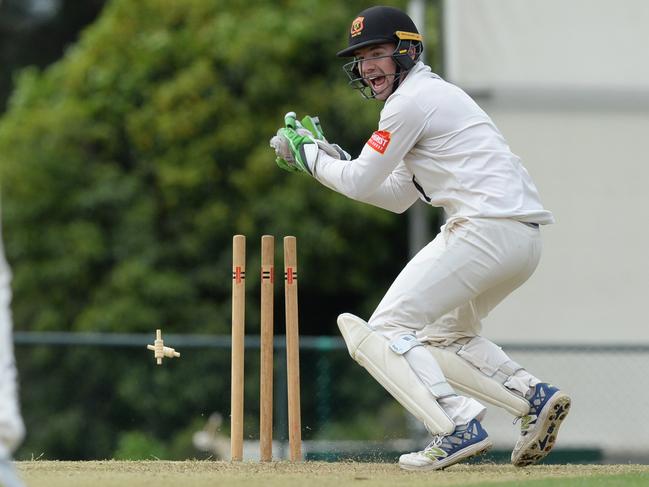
xmin=16 ymin=461 xmax=649 ymax=487
xmin=488 ymin=473 xmax=649 ymax=487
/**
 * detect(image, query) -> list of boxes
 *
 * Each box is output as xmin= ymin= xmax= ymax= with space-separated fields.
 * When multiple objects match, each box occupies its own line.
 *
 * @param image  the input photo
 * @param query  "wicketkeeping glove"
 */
xmin=270 ymin=111 xmax=351 ymax=174
xmin=296 ymin=113 xmax=352 ymax=161
xmin=269 ymin=114 xmax=319 ymax=175
xmin=298 ymin=115 xmax=326 ymax=141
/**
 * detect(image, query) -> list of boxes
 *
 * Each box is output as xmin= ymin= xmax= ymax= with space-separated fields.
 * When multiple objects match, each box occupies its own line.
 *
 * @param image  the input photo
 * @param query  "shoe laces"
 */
xmin=513 ymin=414 xmax=535 ymax=434
xmin=423 ymin=423 xmax=472 ymax=453
xmin=423 ymin=434 xmax=445 ymax=452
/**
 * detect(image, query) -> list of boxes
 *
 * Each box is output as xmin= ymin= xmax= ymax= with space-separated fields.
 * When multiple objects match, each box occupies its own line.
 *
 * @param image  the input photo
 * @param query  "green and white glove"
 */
xmin=299 ymin=115 xmax=325 ymax=141
xmin=270 ymin=111 xmax=351 ymax=174
xmin=270 ymin=112 xmax=319 ymax=174
xmin=282 ymin=111 xmax=324 ymax=140
xmin=297 ymin=113 xmax=351 ymax=161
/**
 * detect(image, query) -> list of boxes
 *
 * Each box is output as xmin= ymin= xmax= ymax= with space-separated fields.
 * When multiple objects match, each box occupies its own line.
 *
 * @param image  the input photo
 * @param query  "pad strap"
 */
xmin=425 ymin=337 xmax=530 ymax=417
xmin=390 ymin=336 xmax=456 ymax=399
xmin=389 ymin=335 xmax=421 ymax=354
xmin=429 ymin=380 xmax=456 ymax=398
xmin=448 ymin=339 xmax=524 ymax=384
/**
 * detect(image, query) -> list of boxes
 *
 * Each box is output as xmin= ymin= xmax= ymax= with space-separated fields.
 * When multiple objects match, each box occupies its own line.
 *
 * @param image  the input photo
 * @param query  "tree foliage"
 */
xmin=0 ymin=0 xmax=107 ymax=111
xmin=0 ymin=0 xmax=441 ymax=459
xmin=0 ymin=0 xmax=413 ymax=336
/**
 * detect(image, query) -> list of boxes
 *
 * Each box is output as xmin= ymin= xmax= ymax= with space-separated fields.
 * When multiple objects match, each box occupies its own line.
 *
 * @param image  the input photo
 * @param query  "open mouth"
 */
xmin=368 ymin=75 xmax=387 ymax=92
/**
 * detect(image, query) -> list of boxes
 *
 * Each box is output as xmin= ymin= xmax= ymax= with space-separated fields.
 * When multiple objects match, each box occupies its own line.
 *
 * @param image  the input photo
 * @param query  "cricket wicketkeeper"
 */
xmin=270 ymin=5 xmax=571 ymax=471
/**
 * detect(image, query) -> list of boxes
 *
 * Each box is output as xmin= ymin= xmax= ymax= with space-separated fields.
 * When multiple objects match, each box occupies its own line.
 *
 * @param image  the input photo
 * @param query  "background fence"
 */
xmin=13 ymin=332 xmax=649 ymax=463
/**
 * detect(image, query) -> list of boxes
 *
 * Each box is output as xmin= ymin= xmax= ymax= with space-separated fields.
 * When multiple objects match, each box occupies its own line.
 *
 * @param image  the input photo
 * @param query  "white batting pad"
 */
xmin=337 ymin=313 xmax=455 ymax=435
xmin=426 ymin=344 xmax=530 ymax=417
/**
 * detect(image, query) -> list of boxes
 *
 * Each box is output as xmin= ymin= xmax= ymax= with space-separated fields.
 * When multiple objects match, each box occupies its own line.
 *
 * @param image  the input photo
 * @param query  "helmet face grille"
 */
xmin=341 ymin=40 xmax=422 ymax=100
xmin=343 ymin=55 xmax=398 ymax=100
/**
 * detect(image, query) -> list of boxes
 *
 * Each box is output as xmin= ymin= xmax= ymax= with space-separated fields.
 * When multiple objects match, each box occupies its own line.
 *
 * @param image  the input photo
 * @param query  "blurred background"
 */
xmin=1 ymin=0 xmax=647 ymax=463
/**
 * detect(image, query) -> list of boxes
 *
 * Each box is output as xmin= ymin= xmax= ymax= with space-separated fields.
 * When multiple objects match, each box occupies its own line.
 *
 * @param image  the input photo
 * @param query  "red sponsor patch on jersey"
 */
xmin=367 ymin=130 xmax=391 ymax=154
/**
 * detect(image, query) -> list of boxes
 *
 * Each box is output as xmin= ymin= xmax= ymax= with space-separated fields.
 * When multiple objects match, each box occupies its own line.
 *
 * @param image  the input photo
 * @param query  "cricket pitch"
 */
xmin=15 ymin=461 xmax=649 ymax=487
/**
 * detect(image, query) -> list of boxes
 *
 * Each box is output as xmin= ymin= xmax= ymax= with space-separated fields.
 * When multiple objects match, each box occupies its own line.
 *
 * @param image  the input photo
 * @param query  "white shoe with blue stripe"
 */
xmin=511 ymin=383 xmax=572 ymax=467
xmin=399 ymin=419 xmax=493 ymax=471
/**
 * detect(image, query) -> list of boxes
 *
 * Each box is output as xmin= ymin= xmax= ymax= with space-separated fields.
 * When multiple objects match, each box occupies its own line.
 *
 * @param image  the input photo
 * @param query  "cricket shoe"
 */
xmin=399 ymin=419 xmax=493 ymax=471
xmin=511 ymin=383 xmax=572 ymax=467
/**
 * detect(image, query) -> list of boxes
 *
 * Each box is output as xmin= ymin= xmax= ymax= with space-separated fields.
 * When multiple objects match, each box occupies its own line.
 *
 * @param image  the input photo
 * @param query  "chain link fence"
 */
xmin=13 ymin=332 xmax=649 ymax=463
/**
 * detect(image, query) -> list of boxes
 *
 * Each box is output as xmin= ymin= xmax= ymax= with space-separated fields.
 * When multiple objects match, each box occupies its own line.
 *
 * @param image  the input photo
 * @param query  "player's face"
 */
xmin=354 ymin=43 xmax=397 ymax=101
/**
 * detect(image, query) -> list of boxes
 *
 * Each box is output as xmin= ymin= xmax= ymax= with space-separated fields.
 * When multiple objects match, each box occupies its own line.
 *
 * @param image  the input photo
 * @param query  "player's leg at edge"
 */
xmin=0 ymin=458 xmax=25 ymax=487
xmin=1 ymin=211 xmax=26 ymax=487
xmin=337 ymin=313 xmax=493 ymax=471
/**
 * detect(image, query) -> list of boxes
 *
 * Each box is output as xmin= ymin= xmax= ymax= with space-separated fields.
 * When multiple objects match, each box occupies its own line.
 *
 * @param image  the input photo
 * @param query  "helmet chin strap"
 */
xmin=390 ymin=65 xmax=404 ymax=94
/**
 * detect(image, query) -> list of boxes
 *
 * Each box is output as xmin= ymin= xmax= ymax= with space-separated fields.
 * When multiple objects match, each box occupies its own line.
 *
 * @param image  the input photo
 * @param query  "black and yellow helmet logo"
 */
xmin=350 ymin=16 xmax=365 ymax=37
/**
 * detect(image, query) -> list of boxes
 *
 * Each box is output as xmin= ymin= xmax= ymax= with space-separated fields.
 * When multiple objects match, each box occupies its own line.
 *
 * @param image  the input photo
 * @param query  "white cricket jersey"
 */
xmin=314 ymin=62 xmax=554 ymax=224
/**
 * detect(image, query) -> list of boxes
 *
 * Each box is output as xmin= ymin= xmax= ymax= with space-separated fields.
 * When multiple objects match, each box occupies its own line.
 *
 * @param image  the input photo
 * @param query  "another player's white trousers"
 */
xmin=368 ymin=217 xmax=542 ymax=425
xmin=0 ymin=240 xmax=25 ymax=459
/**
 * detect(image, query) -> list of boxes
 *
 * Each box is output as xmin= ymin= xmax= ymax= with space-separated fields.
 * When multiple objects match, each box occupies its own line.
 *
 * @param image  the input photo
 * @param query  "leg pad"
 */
xmin=338 ymin=313 xmax=455 ymax=435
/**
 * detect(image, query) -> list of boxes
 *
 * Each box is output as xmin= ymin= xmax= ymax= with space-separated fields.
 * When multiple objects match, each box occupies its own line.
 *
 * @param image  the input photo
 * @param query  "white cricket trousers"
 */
xmin=368 ymin=217 xmax=543 ymax=426
xmin=0 ymin=231 xmax=25 ymax=459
